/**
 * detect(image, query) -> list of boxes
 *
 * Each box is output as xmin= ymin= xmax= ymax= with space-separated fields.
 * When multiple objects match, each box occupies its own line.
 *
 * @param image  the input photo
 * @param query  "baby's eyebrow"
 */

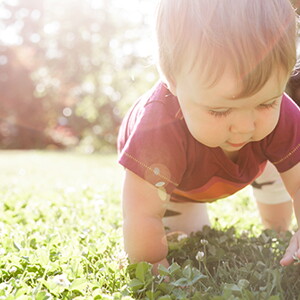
xmin=222 ymin=93 xmax=283 ymax=102
xmin=206 ymin=93 xmax=284 ymax=109
xmin=260 ymin=94 xmax=283 ymax=103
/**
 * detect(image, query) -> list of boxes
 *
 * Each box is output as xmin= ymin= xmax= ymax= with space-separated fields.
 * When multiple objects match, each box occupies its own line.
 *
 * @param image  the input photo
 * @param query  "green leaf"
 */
xmin=42 ymin=279 xmax=66 ymax=296
xmin=13 ymin=241 xmax=22 ymax=251
xmin=238 ymin=279 xmax=250 ymax=289
xmin=171 ymin=277 xmax=189 ymax=287
xmin=156 ymin=282 xmax=173 ymax=294
xmin=219 ymin=235 xmax=228 ymax=243
xmin=158 ymin=296 xmax=172 ymax=300
xmin=146 ymin=290 xmax=162 ymax=300
xmin=169 ymin=263 xmax=181 ymax=275
xmin=158 ymin=265 xmax=170 ymax=276
xmin=35 ymin=248 xmax=50 ymax=266
xmin=208 ymin=245 xmax=217 ymax=256
xmin=129 ymin=278 xmax=144 ymax=292
xmin=267 ymin=296 xmax=280 ymax=300
xmin=183 ymin=265 xmax=192 ymax=279
xmin=69 ymin=278 xmax=89 ymax=292
xmin=135 ymin=262 xmax=151 ymax=283
xmin=35 ymin=291 xmax=52 ymax=300
xmin=191 ymin=272 xmax=207 ymax=284
xmin=223 ymin=283 xmax=242 ymax=296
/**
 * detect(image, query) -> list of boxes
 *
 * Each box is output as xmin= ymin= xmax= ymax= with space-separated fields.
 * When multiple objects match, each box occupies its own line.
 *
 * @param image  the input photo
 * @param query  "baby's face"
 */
xmin=169 ymin=68 xmax=288 ymax=155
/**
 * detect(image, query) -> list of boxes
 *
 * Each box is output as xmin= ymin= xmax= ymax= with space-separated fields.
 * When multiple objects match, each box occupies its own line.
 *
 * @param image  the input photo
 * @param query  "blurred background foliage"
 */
xmin=0 ymin=0 xmax=158 ymax=152
xmin=0 ymin=0 xmax=299 ymax=152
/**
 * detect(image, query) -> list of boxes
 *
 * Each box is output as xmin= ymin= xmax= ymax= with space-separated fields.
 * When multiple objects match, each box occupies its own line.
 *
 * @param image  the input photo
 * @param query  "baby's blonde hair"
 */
xmin=156 ymin=0 xmax=298 ymax=97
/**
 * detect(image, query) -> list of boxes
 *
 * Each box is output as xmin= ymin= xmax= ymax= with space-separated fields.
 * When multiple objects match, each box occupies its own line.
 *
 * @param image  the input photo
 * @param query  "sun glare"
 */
xmin=0 ymin=0 xmax=158 ymax=56
xmin=113 ymin=0 xmax=157 ymax=56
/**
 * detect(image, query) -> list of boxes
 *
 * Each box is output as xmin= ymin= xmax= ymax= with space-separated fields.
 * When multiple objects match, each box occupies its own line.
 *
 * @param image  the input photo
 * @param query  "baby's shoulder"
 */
xmin=126 ymin=82 xmax=184 ymax=132
xmin=137 ymin=82 xmax=181 ymax=118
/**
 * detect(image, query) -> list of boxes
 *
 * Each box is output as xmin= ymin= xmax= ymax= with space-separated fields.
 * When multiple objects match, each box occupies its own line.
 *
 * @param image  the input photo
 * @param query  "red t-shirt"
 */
xmin=118 ymin=82 xmax=300 ymax=203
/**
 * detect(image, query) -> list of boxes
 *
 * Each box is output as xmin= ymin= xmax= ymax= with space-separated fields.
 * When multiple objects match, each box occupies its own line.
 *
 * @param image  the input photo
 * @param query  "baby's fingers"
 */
xmin=280 ymin=234 xmax=300 ymax=266
xmin=292 ymin=248 xmax=300 ymax=264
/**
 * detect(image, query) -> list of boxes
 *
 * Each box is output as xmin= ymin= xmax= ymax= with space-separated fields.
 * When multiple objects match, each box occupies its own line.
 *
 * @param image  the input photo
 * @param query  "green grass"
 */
xmin=0 ymin=151 xmax=298 ymax=299
xmin=0 ymin=150 xmax=128 ymax=299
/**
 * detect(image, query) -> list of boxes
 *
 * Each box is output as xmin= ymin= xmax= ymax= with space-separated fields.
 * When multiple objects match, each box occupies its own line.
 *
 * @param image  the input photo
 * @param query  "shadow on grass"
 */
xmin=128 ymin=227 xmax=300 ymax=299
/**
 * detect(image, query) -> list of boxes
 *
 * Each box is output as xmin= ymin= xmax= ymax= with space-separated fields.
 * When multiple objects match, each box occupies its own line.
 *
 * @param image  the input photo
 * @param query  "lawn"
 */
xmin=0 ymin=150 xmax=299 ymax=299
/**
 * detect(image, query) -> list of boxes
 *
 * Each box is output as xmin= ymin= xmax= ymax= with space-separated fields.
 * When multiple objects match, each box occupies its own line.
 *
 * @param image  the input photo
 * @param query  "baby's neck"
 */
xmin=223 ymin=150 xmax=239 ymax=162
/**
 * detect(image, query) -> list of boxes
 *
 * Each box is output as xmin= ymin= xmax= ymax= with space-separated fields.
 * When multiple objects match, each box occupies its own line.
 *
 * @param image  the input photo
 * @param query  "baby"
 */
xmin=118 ymin=0 xmax=300 ymax=272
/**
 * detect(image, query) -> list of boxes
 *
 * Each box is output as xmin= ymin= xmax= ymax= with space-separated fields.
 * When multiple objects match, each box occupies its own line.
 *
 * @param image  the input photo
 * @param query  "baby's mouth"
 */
xmin=227 ymin=141 xmax=248 ymax=148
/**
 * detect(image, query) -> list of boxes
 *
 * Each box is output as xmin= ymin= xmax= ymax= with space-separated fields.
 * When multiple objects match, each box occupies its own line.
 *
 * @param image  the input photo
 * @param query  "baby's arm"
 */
xmin=278 ymin=162 xmax=300 ymax=266
xmin=122 ymin=169 xmax=170 ymax=270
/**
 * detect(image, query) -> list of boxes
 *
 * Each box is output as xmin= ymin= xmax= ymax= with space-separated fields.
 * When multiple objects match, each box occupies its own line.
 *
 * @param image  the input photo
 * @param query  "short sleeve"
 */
xmin=118 ymin=99 xmax=187 ymax=194
xmin=263 ymin=94 xmax=300 ymax=172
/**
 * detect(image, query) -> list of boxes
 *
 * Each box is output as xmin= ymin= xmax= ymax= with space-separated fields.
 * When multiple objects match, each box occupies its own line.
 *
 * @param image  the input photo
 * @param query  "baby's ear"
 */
xmin=164 ymin=75 xmax=177 ymax=96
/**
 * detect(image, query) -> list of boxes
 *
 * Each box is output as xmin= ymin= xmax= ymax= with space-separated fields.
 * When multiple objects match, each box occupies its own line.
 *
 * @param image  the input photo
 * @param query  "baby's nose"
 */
xmin=230 ymin=110 xmax=256 ymax=134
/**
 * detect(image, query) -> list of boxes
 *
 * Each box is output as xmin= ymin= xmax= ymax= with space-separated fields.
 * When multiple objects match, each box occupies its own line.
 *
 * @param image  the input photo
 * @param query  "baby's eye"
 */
xmin=208 ymin=108 xmax=231 ymax=118
xmin=257 ymin=99 xmax=279 ymax=110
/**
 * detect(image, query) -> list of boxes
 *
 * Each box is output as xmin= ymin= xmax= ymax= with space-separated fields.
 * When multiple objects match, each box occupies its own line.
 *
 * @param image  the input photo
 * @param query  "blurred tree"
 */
xmin=0 ymin=0 xmax=54 ymax=148
xmin=39 ymin=0 xmax=157 ymax=151
xmin=0 ymin=0 xmax=158 ymax=151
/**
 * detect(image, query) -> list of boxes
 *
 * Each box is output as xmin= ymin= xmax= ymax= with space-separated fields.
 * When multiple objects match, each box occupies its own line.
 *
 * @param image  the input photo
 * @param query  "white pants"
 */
xmin=251 ymin=161 xmax=290 ymax=204
xmin=163 ymin=162 xmax=290 ymax=234
xmin=163 ymin=201 xmax=210 ymax=234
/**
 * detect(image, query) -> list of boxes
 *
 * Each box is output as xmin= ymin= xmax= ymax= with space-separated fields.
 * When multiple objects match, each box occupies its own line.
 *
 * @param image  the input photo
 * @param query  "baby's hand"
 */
xmin=152 ymin=258 xmax=170 ymax=275
xmin=280 ymin=229 xmax=300 ymax=266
